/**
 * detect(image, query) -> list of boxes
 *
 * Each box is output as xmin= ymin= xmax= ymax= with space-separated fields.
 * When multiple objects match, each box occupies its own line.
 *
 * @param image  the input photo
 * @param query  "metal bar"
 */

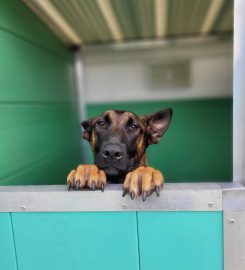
xmin=223 ymin=188 xmax=245 ymax=211
xmin=23 ymin=0 xmax=81 ymax=46
xmin=73 ymin=49 xmax=88 ymax=164
xmin=155 ymin=0 xmax=168 ymax=38
xmin=223 ymin=183 xmax=245 ymax=270
xmin=96 ymin=0 xmax=123 ymax=41
xmin=83 ymin=34 xmax=232 ymax=52
xmin=233 ymin=0 xmax=245 ymax=185
xmin=224 ymin=211 xmax=245 ymax=270
xmin=200 ymin=0 xmax=225 ymax=35
xmin=0 ymin=183 xmax=222 ymax=212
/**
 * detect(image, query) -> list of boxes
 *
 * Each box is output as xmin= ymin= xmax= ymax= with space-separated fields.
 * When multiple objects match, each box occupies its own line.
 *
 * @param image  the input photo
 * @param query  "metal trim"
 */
xmin=0 ymin=183 xmax=222 ymax=212
xmin=223 ymin=187 xmax=245 ymax=211
xmin=73 ymin=49 xmax=89 ymax=163
xmin=82 ymin=35 xmax=232 ymax=52
xmin=223 ymin=211 xmax=245 ymax=270
xmin=233 ymin=0 xmax=245 ymax=184
xmin=23 ymin=0 xmax=81 ymax=46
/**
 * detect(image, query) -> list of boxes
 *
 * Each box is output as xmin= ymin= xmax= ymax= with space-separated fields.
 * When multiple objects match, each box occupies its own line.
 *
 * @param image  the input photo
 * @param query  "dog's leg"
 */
xmin=122 ymin=166 xmax=164 ymax=201
xmin=67 ymin=165 xmax=107 ymax=191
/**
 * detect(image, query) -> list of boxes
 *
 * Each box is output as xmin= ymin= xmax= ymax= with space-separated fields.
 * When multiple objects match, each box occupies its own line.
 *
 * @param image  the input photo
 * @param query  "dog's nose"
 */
xmin=102 ymin=144 xmax=123 ymax=161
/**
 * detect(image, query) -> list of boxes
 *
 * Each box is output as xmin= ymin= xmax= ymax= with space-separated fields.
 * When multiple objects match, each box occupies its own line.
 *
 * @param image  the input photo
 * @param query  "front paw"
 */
xmin=67 ymin=165 xmax=107 ymax=191
xmin=122 ymin=166 xmax=164 ymax=201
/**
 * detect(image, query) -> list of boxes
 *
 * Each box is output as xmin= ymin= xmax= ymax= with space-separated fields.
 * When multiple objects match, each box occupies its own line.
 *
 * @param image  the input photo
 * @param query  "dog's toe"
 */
xmin=67 ymin=169 xmax=76 ymax=190
xmin=123 ymin=166 xmax=164 ymax=201
xmin=67 ymin=165 xmax=107 ymax=191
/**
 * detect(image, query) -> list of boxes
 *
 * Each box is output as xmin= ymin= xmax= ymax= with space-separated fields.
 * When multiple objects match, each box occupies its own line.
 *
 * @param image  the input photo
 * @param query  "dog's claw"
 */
xmin=122 ymin=188 xmax=127 ymax=197
xmin=156 ymin=186 xmax=161 ymax=197
xmin=67 ymin=165 xmax=107 ymax=191
xmin=142 ymin=191 xmax=148 ymax=202
xmin=67 ymin=182 xmax=71 ymax=190
xmin=75 ymin=180 xmax=80 ymax=190
xmin=130 ymin=191 xmax=135 ymax=200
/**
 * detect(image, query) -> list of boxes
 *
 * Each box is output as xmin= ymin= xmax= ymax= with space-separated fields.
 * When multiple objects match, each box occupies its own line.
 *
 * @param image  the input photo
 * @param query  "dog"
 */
xmin=67 ymin=108 xmax=172 ymax=201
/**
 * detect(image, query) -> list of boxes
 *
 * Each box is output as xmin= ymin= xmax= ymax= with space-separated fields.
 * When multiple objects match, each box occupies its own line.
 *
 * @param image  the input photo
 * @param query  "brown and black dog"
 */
xmin=67 ymin=108 xmax=172 ymax=201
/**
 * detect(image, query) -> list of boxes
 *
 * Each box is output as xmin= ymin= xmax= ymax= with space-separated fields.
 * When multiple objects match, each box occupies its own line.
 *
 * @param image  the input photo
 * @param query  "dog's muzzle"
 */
xmin=102 ymin=143 xmax=123 ymax=161
xmin=94 ymin=138 xmax=128 ymax=177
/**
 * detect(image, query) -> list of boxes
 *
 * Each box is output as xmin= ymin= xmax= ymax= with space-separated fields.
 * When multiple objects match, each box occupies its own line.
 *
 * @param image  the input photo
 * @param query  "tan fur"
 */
xmin=67 ymin=170 xmax=76 ymax=184
xmin=137 ymin=153 xmax=147 ymax=167
xmin=68 ymin=110 xmax=168 ymax=198
xmin=136 ymin=134 xmax=146 ymax=165
xmin=87 ymin=110 xmax=148 ymax=166
xmin=122 ymin=166 xmax=164 ymax=197
xmin=90 ymin=130 xmax=96 ymax=151
xmin=67 ymin=165 xmax=107 ymax=190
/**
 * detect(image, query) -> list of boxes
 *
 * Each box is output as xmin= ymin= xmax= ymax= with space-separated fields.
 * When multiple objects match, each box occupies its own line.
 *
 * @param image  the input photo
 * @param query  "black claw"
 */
xmin=75 ymin=180 xmax=80 ymax=190
xmin=156 ymin=186 xmax=161 ymax=197
xmin=142 ymin=191 xmax=148 ymax=202
xmin=130 ymin=191 xmax=136 ymax=200
xmin=122 ymin=188 xmax=127 ymax=197
xmin=101 ymin=183 xmax=105 ymax=192
xmin=92 ymin=181 xmax=96 ymax=191
xmin=67 ymin=182 xmax=72 ymax=190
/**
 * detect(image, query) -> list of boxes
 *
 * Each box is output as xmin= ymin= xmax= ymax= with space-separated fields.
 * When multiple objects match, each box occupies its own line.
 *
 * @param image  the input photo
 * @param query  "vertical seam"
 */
xmin=10 ymin=213 xmax=19 ymax=270
xmin=136 ymin=212 xmax=142 ymax=270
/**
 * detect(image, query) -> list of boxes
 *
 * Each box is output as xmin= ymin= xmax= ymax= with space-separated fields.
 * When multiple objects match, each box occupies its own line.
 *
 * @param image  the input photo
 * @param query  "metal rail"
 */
xmin=233 ymin=0 xmax=245 ymax=185
xmin=0 ymin=182 xmax=244 ymax=212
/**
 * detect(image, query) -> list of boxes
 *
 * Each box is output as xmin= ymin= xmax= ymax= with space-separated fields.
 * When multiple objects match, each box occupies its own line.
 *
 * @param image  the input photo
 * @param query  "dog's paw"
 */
xmin=122 ymin=166 xmax=164 ymax=201
xmin=67 ymin=165 xmax=107 ymax=191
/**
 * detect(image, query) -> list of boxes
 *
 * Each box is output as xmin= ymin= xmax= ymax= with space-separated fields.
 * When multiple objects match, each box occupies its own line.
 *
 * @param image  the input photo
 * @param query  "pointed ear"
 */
xmin=81 ymin=118 xmax=95 ymax=140
xmin=144 ymin=108 xmax=173 ymax=145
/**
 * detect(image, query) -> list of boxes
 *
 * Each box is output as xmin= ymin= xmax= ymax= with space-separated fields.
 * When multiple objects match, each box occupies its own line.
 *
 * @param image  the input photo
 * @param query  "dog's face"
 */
xmin=82 ymin=109 xmax=172 ymax=181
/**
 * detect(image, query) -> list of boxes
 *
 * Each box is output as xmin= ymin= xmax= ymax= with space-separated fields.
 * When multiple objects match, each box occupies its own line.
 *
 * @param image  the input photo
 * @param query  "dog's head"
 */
xmin=82 ymin=109 xmax=172 ymax=181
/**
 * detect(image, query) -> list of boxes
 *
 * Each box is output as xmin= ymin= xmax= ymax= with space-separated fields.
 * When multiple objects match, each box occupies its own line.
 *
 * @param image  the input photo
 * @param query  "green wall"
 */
xmin=0 ymin=0 xmax=81 ymax=185
xmin=0 ymin=1 xmax=232 ymax=185
xmin=0 ymin=211 xmax=223 ymax=270
xmin=87 ymin=98 xmax=232 ymax=182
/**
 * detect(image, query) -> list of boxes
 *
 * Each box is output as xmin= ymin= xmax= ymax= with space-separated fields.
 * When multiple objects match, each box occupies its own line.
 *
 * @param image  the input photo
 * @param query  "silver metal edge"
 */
xmin=0 ymin=183 xmax=222 ymax=212
xmin=223 ymin=210 xmax=245 ymax=270
xmin=223 ymin=188 xmax=245 ymax=211
xmin=82 ymin=35 xmax=232 ymax=52
xmin=73 ymin=49 xmax=89 ymax=163
xmin=233 ymin=0 xmax=245 ymax=185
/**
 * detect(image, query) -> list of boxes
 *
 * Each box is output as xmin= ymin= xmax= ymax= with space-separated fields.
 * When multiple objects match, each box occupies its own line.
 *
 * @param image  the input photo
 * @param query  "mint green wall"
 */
xmin=0 ymin=0 xmax=232 ymax=184
xmin=0 ymin=0 xmax=81 ymax=185
xmin=0 ymin=211 xmax=223 ymax=270
xmin=87 ymin=98 xmax=232 ymax=182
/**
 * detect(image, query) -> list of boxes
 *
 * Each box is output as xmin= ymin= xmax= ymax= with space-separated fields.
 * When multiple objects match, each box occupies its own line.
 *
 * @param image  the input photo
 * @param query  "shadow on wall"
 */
xmin=86 ymin=98 xmax=232 ymax=182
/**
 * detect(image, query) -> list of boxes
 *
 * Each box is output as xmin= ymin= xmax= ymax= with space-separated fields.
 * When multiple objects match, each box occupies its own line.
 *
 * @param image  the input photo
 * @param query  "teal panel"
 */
xmin=0 ymin=0 xmax=81 ymax=185
xmin=0 ymin=0 xmax=68 ymax=58
xmin=0 ymin=104 xmax=81 ymax=185
xmin=0 ymin=213 xmax=17 ymax=270
xmin=0 ymin=141 xmax=81 ymax=186
xmin=0 ymin=30 xmax=74 ymax=102
xmin=137 ymin=212 xmax=223 ymax=270
xmin=87 ymin=98 xmax=232 ymax=182
xmin=12 ymin=212 xmax=139 ymax=270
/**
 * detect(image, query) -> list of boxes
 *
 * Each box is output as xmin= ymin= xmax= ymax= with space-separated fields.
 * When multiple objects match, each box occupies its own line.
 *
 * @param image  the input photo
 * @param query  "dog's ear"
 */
xmin=81 ymin=118 xmax=95 ymax=141
xmin=144 ymin=108 xmax=173 ymax=145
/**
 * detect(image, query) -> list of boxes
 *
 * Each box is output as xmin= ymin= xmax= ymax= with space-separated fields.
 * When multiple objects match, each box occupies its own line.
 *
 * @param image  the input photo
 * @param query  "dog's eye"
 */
xmin=98 ymin=121 xmax=107 ymax=128
xmin=129 ymin=124 xmax=138 ymax=131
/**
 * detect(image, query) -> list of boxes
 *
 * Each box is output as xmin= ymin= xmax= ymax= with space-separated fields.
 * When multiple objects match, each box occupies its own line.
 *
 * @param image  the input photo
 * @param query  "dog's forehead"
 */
xmin=100 ymin=110 xmax=139 ymax=120
xmin=99 ymin=110 xmax=140 ymax=122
